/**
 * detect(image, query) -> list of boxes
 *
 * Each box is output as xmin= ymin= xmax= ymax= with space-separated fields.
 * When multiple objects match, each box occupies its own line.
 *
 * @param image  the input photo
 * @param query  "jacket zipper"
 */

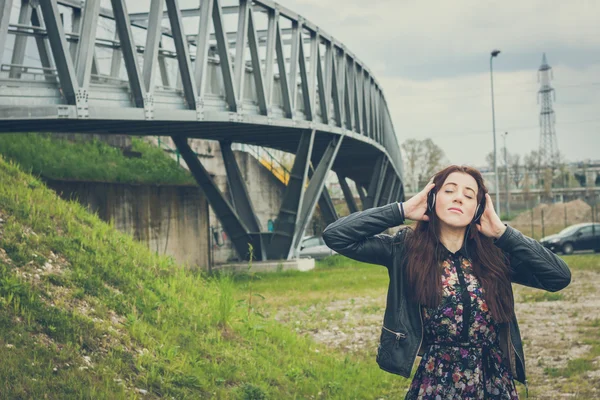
xmin=382 ymin=325 xmax=406 ymax=341
xmin=510 ymin=336 xmax=528 ymax=398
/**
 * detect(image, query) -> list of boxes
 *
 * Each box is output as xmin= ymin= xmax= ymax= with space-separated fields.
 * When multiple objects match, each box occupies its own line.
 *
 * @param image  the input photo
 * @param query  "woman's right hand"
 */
xmin=402 ymin=180 xmax=436 ymax=221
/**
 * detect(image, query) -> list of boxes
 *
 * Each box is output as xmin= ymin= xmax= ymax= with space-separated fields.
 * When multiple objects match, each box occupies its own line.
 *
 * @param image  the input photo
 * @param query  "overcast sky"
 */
xmin=270 ymin=0 xmax=600 ymax=167
xmin=6 ymin=0 xmax=598 ymax=168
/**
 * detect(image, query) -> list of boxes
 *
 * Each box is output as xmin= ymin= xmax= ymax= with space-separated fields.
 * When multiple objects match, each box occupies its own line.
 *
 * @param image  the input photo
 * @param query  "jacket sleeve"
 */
xmin=494 ymin=225 xmax=571 ymax=292
xmin=322 ymin=203 xmax=405 ymax=267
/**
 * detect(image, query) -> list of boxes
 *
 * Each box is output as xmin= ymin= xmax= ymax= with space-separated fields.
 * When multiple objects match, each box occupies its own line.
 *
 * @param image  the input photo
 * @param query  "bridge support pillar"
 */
xmin=358 ymin=185 xmax=367 ymax=210
xmin=268 ymin=130 xmax=315 ymax=259
xmin=364 ymin=155 xmax=386 ymax=209
xmin=310 ymin=166 xmax=337 ymax=226
xmin=290 ymin=135 xmax=344 ymax=255
xmin=172 ymin=136 xmax=261 ymax=261
xmin=337 ymin=173 xmax=359 ymax=214
xmin=220 ymin=140 xmax=266 ymax=260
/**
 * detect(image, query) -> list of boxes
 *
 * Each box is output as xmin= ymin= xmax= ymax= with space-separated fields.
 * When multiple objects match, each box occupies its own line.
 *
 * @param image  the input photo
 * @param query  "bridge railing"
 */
xmin=0 ymin=0 xmax=402 ymax=179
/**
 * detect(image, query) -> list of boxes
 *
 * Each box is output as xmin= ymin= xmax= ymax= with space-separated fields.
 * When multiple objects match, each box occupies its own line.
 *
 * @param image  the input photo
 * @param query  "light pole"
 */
xmin=490 ymin=49 xmax=501 ymax=216
xmin=502 ymin=131 xmax=510 ymax=218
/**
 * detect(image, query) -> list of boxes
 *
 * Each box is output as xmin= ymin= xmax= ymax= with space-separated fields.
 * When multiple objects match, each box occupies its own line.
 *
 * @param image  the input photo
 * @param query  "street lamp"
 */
xmin=490 ymin=49 xmax=501 ymax=216
xmin=502 ymin=131 xmax=510 ymax=219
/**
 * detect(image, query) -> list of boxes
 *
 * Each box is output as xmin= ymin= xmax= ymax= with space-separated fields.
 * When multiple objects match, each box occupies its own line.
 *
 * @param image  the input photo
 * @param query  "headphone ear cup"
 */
xmin=427 ymin=191 xmax=436 ymax=213
xmin=473 ymin=198 xmax=486 ymax=223
xmin=473 ymin=205 xmax=481 ymax=222
xmin=427 ymin=190 xmax=435 ymax=213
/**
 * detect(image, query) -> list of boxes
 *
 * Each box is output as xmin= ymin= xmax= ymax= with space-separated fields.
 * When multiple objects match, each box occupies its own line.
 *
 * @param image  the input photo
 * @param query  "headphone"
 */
xmin=427 ymin=188 xmax=486 ymax=224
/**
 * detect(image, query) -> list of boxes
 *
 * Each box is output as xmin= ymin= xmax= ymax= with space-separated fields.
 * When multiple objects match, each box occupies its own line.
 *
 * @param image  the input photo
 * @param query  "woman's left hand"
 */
xmin=476 ymin=193 xmax=507 ymax=239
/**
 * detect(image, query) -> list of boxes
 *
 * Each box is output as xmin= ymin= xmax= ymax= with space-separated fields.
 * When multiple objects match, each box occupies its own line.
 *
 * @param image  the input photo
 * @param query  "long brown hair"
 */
xmin=405 ymin=165 xmax=515 ymax=323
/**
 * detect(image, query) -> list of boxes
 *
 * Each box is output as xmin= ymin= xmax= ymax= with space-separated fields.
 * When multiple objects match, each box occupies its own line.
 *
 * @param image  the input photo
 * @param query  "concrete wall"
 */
xmin=45 ymin=179 xmax=210 ymax=269
xmin=196 ymin=142 xmax=286 ymax=264
xmin=148 ymin=137 xmax=288 ymax=263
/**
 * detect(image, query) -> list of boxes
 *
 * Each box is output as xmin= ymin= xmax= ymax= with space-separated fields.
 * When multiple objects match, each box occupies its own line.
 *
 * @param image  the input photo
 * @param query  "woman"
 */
xmin=322 ymin=165 xmax=571 ymax=399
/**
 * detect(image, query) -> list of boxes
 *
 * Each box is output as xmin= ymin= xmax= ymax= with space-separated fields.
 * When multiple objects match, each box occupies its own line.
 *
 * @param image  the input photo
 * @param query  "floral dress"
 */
xmin=405 ymin=247 xmax=519 ymax=400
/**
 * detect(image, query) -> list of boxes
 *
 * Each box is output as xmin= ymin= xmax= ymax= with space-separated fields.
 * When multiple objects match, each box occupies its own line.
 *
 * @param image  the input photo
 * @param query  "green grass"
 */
xmin=560 ymin=253 xmax=600 ymax=271
xmin=232 ymin=255 xmax=389 ymax=308
xmin=520 ymin=291 xmax=564 ymax=303
xmin=541 ymin=317 xmax=600 ymax=397
xmin=0 ymin=155 xmax=411 ymax=398
xmin=0 ymin=133 xmax=196 ymax=185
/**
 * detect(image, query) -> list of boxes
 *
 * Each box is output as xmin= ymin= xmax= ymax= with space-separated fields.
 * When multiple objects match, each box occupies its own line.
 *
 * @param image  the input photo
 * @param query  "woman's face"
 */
xmin=434 ymin=172 xmax=480 ymax=229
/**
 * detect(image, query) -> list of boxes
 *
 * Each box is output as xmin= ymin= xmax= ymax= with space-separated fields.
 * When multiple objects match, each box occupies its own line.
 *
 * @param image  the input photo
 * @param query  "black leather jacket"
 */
xmin=322 ymin=203 xmax=571 ymax=386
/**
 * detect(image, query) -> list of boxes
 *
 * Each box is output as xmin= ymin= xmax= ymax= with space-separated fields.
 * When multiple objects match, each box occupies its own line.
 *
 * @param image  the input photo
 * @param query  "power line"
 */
xmin=411 ymin=117 xmax=600 ymax=139
xmin=395 ymin=81 xmax=600 ymax=102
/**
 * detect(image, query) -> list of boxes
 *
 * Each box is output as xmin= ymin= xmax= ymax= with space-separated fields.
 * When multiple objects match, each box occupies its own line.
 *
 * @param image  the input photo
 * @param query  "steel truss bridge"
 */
xmin=0 ymin=0 xmax=405 ymax=261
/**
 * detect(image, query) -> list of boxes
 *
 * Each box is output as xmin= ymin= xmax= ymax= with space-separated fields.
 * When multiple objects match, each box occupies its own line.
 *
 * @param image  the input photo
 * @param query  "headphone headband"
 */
xmin=427 ymin=189 xmax=485 ymax=223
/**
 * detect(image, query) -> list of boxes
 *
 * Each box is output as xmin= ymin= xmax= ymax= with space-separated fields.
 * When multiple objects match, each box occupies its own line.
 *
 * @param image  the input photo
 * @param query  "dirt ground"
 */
xmin=277 ymin=267 xmax=600 ymax=399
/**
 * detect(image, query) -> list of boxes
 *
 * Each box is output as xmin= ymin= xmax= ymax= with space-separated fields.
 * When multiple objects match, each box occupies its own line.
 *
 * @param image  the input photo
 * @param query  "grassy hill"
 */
xmin=0 ymin=154 xmax=408 ymax=398
xmin=0 ymin=133 xmax=195 ymax=185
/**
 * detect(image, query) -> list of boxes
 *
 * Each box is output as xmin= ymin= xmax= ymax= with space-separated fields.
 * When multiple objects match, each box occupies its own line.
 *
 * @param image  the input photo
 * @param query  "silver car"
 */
xmin=299 ymin=236 xmax=337 ymax=260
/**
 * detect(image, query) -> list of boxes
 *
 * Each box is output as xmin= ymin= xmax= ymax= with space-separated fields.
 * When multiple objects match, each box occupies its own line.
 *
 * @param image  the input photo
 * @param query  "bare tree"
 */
xmin=401 ymin=138 xmax=448 ymax=192
xmin=511 ymin=154 xmax=522 ymax=189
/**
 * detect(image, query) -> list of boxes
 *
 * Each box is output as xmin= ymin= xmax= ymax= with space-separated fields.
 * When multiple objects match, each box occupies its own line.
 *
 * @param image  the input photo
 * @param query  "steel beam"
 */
xmin=142 ymin=0 xmax=165 ymax=94
xmin=30 ymin=6 xmax=56 ymax=82
xmin=362 ymin=71 xmax=370 ymax=138
xmin=172 ymin=136 xmax=260 ymax=261
xmin=275 ymin=19 xmax=293 ymax=118
xmin=247 ymin=5 xmax=267 ymax=115
xmin=268 ymin=130 xmax=315 ymax=259
xmin=343 ymin=54 xmax=353 ymax=130
xmin=373 ymin=157 xmax=389 ymax=207
xmin=292 ymin=135 xmax=343 ymax=254
xmin=74 ymin=0 xmax=101 ymax=88
xmin=364 ymin=155 xmax=384 ymax=209
xmin=377 ymin=169 xmax=393 ymax=207
xmin=263 ymin=8 xmax=277 ymax=108
xmin=288 ymin=19 xmax=301 ymax=110
xmin=111 ymin=0 xmax=145 ymax=107
xmin=233 ymin=0 xmax=249 ymax=105
xmin=317 ymin=186 xmax=338 ymax=226
xmin=0 ymin=0 xmax=13 ymax=63
xmin=308 ymin=32 xmax=318 ymax=117
xmin=157 ymin=41 xmax=170 ymax=87
xmin=37 ymin=0 xmax=78 ymax=104
xmin=316 ymin=45 xmax=328 ymax=124
xmin=309 ymin=166 xmax=337 ymax=225
xmin=193 ymin=0 xmax=212 ymax=100
xmin=9 ymin=0 xmax=33 ymax=79
xmin=297 ymin=30 xmax=312 ymax=120
xmin=129 ymin=5 xmax=246 ymax=20
xmin=323 ymin=42 xmax=333 ymax=121
xmin=109 ymin=29 xmax=121 ymax=78
xmin=386 ymin=176 xmax=397 ymax=205
xmin=358 ymin=184 xmax=367 ymax=210
xmin=397 ymin=182 xmax=405 ymax=203
xmin=213 ymin=0 xmax=238 ymax=112
xmin=337 ymin=172 xmax=358 ymax=214
xmin=220 ymin=140 xmax=262 ymax=233
xmin=165 ymin=0 xmax=197 ymax=109
xmin=69 ymin=6 xmax=80 ymax=60
xmin=352 ymin=62 xmax=362 ymax=134
xmin=330 ymin=47 xmax=342 ymax=127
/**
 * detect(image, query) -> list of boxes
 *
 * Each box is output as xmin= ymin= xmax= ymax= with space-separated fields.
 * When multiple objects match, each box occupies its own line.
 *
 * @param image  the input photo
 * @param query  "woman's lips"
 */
xmin=448 ymin=208 xmax=463 ymax=214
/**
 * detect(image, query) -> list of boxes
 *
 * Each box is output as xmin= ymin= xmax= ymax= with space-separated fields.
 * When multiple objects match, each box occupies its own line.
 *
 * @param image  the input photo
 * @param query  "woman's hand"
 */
xmin=403 ymin=181 xmax=436 ymax=221
xmin=476 ymin=193 xmax=507 ymax=239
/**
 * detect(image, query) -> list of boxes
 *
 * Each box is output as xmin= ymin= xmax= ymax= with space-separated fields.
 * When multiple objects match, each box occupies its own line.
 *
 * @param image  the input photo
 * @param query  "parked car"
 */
xmin=540 ymin=222 xmax=600 ymax=254
xmin=299 ymin=235 xmax=337 ymax=260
